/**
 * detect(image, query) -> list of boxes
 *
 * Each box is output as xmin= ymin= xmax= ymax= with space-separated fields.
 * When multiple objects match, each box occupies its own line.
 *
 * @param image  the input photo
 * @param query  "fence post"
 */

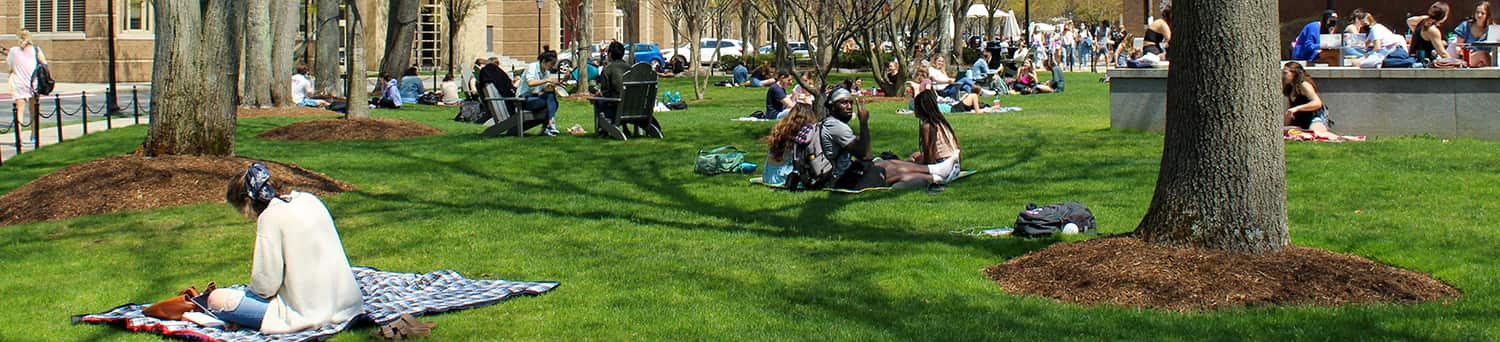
xmin=103 ymin=89 xmax=112 ymax=130
xmin=55 ymin=95 xmax=63 ymax=144
xmin=81 ymin=91 xmax=89 ymax=135
xmin=11 ymin=103 xmax=20 ymax=154
xmin=132 ymin=86 xmax=140 ymax=125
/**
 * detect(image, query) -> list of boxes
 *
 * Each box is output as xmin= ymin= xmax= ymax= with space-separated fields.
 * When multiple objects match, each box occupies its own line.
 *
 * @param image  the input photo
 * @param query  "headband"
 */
xmin=244 ymin=162 xmax=280 ymax=203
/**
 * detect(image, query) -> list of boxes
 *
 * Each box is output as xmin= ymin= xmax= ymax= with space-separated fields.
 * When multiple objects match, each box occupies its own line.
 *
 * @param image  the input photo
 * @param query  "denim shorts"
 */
xmin=209 ymin=289 xmax=269 ymax=330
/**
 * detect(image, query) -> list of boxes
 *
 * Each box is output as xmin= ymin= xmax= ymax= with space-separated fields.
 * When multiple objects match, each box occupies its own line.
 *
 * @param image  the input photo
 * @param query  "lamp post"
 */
xmin=537 ymin=0 xmax=544 ymax=55
xmin=105 ymin=0 xmax=119 ymax=116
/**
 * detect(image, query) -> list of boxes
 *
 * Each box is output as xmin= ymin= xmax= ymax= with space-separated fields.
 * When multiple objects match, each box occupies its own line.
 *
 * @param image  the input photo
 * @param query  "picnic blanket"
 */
xmin=72 ymin=266 xmax=559 ymax=342
xmin=749 ymin=169 xmax=978 ymax=193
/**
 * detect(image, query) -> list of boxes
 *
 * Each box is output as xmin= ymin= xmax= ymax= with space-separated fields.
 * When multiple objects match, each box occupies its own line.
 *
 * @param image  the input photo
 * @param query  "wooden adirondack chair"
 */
xmin=588 ymin=63 xmax=663 ymax=141
xmin=479 ymin=84 xmax=549 ymax=137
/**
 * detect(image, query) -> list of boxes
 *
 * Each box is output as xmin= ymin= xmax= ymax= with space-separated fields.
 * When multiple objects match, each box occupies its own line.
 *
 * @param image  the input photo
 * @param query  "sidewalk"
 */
xmin=0 ymin=71 xmax=150 ymax=101
xmin=0 ymin=115 xmax=150 ymax=162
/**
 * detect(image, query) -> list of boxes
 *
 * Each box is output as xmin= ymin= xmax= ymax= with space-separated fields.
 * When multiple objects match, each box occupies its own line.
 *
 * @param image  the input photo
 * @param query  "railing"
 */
xmin=1 ymin=87 xmax=152 ymax=166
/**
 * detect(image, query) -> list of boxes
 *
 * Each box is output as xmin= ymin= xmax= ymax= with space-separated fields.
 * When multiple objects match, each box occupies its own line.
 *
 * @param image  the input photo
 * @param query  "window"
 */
xmin=486 ymin=26 xmax=494 ymax=53
xmin=23 ymin=0 xmax=87 ymax=33
xmin=123 ymin=0 xmax=153 ymax=31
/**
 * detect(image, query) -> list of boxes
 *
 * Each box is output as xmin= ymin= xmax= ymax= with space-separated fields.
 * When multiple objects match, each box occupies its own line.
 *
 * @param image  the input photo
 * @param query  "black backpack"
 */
xmin=452 ymin=99 xmax=488 ymax=124
xmin=1014 ymin=202 xmax=1096 ymax=237
xmin=32 ymin=50 xmax=55 ymax=96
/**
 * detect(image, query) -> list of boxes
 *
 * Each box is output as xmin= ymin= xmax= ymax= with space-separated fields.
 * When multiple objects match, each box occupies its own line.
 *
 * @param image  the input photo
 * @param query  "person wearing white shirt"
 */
xmin=439 ymin=74 xmax=461 ymax=106
xmin=516 ymin=51 xmax=562 ymax=136
xmin=290 ymin=64 xmax=329 ymax=107
xmin=207 ymin=163 xmax=363 ymax=334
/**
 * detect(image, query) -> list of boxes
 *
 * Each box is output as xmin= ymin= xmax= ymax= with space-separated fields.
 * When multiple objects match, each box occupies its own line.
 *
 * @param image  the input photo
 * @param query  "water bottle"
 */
xmin=736 ymin=162 xmax=758 ymax=174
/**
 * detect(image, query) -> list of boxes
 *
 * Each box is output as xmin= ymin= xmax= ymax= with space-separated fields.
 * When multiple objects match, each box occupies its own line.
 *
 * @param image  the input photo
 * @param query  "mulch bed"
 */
xmin=984 ymin=236 xmax=1461 ymax=311
xmin=0 ymin=155 xmax=355 ymax=226
xmin=256 ymin=118 xmax=443 ymax=141
xmin=237 ymin=107 xmax=341 ymax=118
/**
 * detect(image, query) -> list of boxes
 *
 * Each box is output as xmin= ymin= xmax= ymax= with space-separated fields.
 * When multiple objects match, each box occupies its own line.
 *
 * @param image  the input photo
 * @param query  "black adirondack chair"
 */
xmin=480 ymin=84 xmax=549 ymax=137
xmin=588 ymin=63 xmax=663 ymax=141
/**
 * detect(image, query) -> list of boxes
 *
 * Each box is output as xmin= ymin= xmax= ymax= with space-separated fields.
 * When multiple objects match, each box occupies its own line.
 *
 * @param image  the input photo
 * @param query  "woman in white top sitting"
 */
xmin=207 ymin=163 xmax=363 ymax=334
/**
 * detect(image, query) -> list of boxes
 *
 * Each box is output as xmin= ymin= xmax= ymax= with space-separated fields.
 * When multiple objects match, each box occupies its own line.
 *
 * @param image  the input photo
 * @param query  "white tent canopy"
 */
xmin=965 ymin=4 xmax=1012 ymax=19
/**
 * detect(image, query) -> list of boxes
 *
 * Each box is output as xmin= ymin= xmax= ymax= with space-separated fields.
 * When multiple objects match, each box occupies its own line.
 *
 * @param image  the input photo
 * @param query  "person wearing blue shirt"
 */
xmin=1453 ymin=1 xmax=1493 ymax=67
xmin=732 ymin=62 xmax=749 ymax=85
xmin=968 ymin=51 xmax=997 ymax=94
xmin=517 ymin=51 xmax=562 ymax=136
xmin=397 ymin=67 xmax=424 ymax=103
xmin=1292 ymin=10 xmax=1339 ymax=61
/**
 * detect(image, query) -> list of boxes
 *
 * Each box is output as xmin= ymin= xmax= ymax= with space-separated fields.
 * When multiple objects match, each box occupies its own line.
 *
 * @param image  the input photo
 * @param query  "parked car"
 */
xmin=662 ymin=39 xmax=746 ymax=65
xmin=755 ymin=41 xmax=815 ymax=59
xmin=557 ymin=42 xmax=606 ymax=72
xmin=625 ymin=43 xmax=666 ymax=69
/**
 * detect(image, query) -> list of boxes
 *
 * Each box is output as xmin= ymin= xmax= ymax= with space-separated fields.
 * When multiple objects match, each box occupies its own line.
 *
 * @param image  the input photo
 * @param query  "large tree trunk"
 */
xmin=937 ymin=0 xmax=953 ymax=66
xmin=622 ymin=0 xmax=639 ymax=43
xmin=143 ymin=0 xmax=239 ymax=156
xmin=270 ymin=0 xmax=298 ymax=107
xmin=241 ymin=0 xmax=272 ymax=108
xmin=379 ymin=0 xmax=419 ymax=78
xmin=1134 ymin=0 xmax=1288 ymax=253
xmin=576 ymin=0 xmax=592 ymax=96
xmin=314 ymin=0 xmax=342 ymax=97
xmin=346 ymin=1 xmax=371 ymax=119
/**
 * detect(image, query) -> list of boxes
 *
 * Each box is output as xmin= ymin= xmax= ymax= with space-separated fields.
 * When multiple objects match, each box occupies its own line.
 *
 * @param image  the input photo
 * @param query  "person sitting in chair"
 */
xmin=206 ymin=163 xmax=363 ymax=334
xmin=595 ymin=42 xmax=631 ymax=126
xmin=876 ymin=90 xmax=962 ymax=185
xmin=517 ymin=51 xmax=563 ymax=136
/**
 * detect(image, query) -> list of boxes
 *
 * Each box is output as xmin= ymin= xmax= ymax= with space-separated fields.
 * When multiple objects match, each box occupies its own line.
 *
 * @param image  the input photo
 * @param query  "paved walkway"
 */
xmin=0 ymin=115 xmax=150 ymax=163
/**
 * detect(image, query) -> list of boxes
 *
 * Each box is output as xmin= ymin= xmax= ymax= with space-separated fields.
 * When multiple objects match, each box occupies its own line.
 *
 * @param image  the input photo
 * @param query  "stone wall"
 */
xmin=1108 ymin=67 xmax=1500 ymax=140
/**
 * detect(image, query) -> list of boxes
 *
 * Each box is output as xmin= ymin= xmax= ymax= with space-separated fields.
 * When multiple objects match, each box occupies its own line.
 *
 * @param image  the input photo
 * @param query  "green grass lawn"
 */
xmin=1 ymin=72 xmax=1497 ymax=340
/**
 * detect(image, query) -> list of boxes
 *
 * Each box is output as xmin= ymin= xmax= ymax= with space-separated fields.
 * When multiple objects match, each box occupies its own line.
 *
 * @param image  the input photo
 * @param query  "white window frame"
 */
xmin=122 ymin=0 xmax=154 ymax=32
xmin=22 ymin=0 xmax=87 ymax=33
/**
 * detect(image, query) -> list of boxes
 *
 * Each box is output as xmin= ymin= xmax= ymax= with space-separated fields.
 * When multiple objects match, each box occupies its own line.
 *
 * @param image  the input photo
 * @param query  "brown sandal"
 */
xmin=370 ymin=314 xmax=436 ymax=339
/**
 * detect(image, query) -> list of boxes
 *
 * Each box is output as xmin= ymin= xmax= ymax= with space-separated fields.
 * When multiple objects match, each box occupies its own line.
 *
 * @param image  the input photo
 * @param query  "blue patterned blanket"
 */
xmin=73 ymin=266 xmax=559 ymax=342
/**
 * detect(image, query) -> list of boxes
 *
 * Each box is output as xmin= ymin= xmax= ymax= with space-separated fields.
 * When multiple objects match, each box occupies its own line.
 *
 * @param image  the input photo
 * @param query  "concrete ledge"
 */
xmin=1109 ymin=67 xmax=1500 ymax=139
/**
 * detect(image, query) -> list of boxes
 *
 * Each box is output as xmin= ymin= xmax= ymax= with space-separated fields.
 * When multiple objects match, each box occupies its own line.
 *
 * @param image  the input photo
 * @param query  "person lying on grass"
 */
xmin=205 ymin=163 xmax=363 ymax=333
xmin=877 ymin=90 xmax=962 ymax=185
xmin=1281 ymin=62 xmax=1364 ymax=142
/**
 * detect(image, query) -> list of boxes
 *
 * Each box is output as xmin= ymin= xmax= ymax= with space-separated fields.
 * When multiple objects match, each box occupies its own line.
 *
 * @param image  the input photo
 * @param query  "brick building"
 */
xmin=0 ymin=0 xmax=690 ymax=83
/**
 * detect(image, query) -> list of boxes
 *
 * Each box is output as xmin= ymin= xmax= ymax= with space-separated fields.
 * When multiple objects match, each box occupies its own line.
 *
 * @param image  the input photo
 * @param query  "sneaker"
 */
xmin=541 ymin=129 xmax=558 ymax=137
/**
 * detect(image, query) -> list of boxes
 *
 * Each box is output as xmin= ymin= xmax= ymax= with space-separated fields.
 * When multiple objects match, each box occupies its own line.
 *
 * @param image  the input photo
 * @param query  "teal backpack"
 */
xmin=695 ymin=145 xmax=745 ymax=175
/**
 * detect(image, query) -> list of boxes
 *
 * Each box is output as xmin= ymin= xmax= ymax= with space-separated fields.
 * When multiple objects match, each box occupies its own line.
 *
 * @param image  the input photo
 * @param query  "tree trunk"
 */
xmin=773 ymin=0 xmax=790 ymax=73
xmin=380 ymin=0 xmax=419 ymax=78
xmin=315 ymin=0 xmax=342 ymax=97
xmin=143 ymin=0 xmax=239 ymax=156
xmin=346 ymin=1 xmax=370 ymax=119
xmin=622 ymin=0 xmax=639 ymax=43
xmin=1134 ymin=0 xmax=1288 ymax=253
xmin=447 ymin=23 xmax=459 ymax=79
xmin=241 ymin=0 xmax=272 ymax=108
xmin=938 ymin=0 xmax=953 ymax=66
xmin=270 ymin=0 xmax=298 ymax=107
xmin=576 ymin=0 xmax=592 ymax=96
xmin=688 ymin=15 xmax=703 ymax=100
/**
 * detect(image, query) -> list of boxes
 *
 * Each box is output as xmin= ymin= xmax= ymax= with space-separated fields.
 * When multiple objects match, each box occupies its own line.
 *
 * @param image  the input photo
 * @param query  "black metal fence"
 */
xmin=1 ymin=87 xmax=151 ymax=166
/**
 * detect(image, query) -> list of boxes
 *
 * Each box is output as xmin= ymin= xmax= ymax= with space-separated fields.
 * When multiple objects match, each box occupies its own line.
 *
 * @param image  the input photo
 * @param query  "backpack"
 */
xmin=417 ymin=92 xmax=443 ymax=105
xmin=452 ymin=99 xmax=488 ymax=124
xmin=1013 ymin=202 xmax=1096 ymax=237
xmin=694 ymin=145 xmax=745 ymax=175
xmin=787 ymin=122 xmax=834 ymax=190
xmin=32 ymin=47 xmax=55 ymax=96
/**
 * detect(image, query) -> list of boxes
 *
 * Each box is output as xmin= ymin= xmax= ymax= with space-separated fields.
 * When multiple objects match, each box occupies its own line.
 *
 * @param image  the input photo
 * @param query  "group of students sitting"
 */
xmin=760 ymin=87 xmax=962 ymax=190
xmin=1295 ymin=2 xmax=1493 ymax=68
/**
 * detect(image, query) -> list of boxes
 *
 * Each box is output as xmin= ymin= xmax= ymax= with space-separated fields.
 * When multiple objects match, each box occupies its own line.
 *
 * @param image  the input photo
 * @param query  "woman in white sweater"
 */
xmin=207 ymin=163 xmax=363 ymax=334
